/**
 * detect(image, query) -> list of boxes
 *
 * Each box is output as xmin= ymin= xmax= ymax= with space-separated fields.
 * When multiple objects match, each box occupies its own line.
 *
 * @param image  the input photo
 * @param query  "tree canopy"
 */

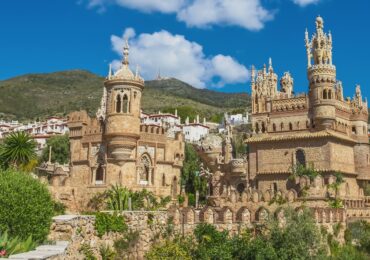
xmin=40 ymin=134 xmax=70 ymax=164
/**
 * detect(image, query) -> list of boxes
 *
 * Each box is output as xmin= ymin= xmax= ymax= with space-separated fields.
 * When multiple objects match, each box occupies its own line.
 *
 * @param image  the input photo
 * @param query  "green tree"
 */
xmin=146 ymin=238 xmax=192 ymax=260
xmin=181 ymin=143 xmax=207 ymax=205
xmin=267 ymin=208 xmax=326 ymax=259
xmin=0 ymin=169 xmax=54 ymax=242
xmin=193 ymin=223 xmax=233 ymax=259
xmin=40 ymin=134 xmax=70 ymax=164
xmin=345 ymin=220 xmax=370 ymax=254
xmin=0 ymin=131 xmax=37 ymax=169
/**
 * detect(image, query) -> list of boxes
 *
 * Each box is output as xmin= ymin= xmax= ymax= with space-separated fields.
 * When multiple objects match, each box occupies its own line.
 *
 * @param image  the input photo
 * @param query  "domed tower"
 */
xmin=306 ymin=16 xmax=336 ymax=130
xmin=100 ymin=41 xmax=144 ymax=165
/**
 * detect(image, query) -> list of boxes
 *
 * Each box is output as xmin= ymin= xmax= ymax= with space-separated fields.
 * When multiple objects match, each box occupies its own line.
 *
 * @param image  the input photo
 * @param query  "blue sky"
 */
xmin=0 ymin=0 xmax=369 ymax=100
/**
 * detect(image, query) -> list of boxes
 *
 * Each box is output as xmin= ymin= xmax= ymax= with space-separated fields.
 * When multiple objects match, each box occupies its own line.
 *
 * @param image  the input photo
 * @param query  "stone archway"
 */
xmin=138 ymin=154 xmax=152 ymax=185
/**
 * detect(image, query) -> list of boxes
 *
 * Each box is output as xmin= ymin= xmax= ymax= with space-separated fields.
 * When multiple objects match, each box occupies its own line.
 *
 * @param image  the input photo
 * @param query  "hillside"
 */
xmin=0 ymin=70 xmax=250 ymax=122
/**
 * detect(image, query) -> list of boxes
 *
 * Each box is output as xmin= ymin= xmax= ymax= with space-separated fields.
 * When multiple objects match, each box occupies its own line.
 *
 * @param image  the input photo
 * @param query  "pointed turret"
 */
xmin=306 ymin=16 xmax=337 ymax=130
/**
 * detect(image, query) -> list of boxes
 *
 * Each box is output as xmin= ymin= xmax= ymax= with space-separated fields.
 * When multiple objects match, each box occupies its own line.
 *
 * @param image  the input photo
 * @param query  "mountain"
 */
xmin=0 ymin=70 xmax=250 ymax=122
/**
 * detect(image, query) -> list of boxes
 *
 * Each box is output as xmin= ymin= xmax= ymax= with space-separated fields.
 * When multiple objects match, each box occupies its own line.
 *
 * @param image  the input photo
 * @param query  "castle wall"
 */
xmin=329 ymin=142 xmax=355 ymax=173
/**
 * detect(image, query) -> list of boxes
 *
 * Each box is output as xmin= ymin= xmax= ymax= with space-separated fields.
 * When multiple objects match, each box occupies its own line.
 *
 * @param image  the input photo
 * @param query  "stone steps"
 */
xmin=9 ymin=241 xmax=68 ymax=260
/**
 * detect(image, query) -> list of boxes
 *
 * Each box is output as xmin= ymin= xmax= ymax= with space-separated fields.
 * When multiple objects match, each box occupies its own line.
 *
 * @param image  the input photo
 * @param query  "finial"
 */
xmin=108 ymin=64 xmax=112 ymax=79
xmin=251 ymin=65 xmax=255 ymax=83
xmin=316 ymin=15 xmax=324 ymax=30
xmin=268 ymin=57 xmax=273 ymax=71
xmin=135 ymin=64 xmax=139 ymax=78
xmin=122 ymin=39 xmax=130 ymax=66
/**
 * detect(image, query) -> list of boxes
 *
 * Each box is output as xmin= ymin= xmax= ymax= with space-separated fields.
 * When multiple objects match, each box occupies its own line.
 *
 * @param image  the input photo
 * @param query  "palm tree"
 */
xmin=0 ymin=131 xmax=37 ymax=169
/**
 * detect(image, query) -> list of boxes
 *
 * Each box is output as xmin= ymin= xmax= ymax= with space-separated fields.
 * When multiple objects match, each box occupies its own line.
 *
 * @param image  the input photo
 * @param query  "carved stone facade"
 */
xmin=49 ymin=42 xmax=184 ymax=211
xmin=198 ymin=17 xmax=370 ymax=219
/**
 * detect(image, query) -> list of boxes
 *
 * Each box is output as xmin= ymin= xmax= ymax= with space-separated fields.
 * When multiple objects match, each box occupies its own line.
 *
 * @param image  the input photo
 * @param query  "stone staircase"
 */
xmin=8 ymin=241 xmax=69 ymax=260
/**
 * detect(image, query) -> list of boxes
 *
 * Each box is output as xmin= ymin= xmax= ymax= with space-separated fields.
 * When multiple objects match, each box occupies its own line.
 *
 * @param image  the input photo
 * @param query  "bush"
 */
xmin=146 ymin=239 xmax=192 ymax=260
xmin=346 ymin=220 xmax=370 ymax=254
xmin=0 ymin=231 xmax=37 ymax=257
xmin=53 ymin=201 xmax=66 ymax=216
xmin=95 ymin=212 xmax=127 ymax=237
xmin=0 ymin=169 xmax=54 ymax=242
xmin=40 ymin=134 xmax=70 ymax=164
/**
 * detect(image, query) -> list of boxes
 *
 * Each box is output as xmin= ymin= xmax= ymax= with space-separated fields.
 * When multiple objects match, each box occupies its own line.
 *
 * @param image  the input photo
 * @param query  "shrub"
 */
xmin=146 ymin=239 xmax=192 ymax=260
xmin=0 ymin=169 xmax=54 ymax=242
xmin=99 ymin=244 xmax=116 ymax=260
xmin=95 ymin=212 xmax=127 ymax=237
xmin=346 ymin=220 xmax=370 ymax=254
xmin=0 ymin=231 xmax=37 ymax=257
xmin=114 ymin=229 xmax=140 ymax=257
xmin=79 ymin=243 xmax=97 ymax=260
xmin=40 ymin=134 xmax=70 ymax=164
xmin=53 ymin=200 xmax=66 ymax=216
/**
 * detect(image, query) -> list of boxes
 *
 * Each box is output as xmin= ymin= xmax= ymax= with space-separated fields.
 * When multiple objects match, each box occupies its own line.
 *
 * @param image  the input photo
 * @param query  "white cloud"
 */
xmin=86 ymin=0 xmax=273 ymax=30
xmin=177 ymin=0 xmax=273 ymax=30
xmin=86 ymin=0 xmax=185 ymax=13
xmin=110 ymin=28 xmax=248 ymax=88
xmin=292 ymin=0 xmax=320 ymax=7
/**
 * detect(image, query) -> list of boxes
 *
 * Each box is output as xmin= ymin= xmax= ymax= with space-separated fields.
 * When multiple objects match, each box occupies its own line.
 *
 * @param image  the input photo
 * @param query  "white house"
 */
xmin=0 ymin=117 xmax=68 ymax=153
xmin=183 ymin=115 xmax=209 ymax=143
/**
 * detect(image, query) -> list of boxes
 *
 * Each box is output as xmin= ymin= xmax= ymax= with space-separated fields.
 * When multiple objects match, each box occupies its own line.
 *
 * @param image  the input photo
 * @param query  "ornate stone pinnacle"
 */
xmin=122 ymin=39 xmax=129 ymax=66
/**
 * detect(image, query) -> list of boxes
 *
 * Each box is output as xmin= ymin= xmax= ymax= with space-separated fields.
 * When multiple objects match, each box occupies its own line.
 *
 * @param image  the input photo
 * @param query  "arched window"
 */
xmin=289 ymin=123 xmax=293 ymax=131
xmin=295 ymin=149 xmax=306 ymax=166
xmin=272 ymin=123 xmax=277 ymax=132
xmin=323 ymin=89 xmax=328 ymax=99
xmin=171 ymin=177 xmax=178 ymax=198
xmin=261 ymin=122 xmax=266 ymax=133
xmin=139 ymin=154 xmax=151 ymax=185
xmin=328 ymin=90 xmax=332 ymax=99
xmin=95 ymin=164 xmax=104 ymax=185
xmin=255 ymin=123 xmax=260 ymax=133
xmin=162 ymin=174 xmax=166 ymax=186
xmin=116 ymin=94 xmax=121 ymax=113
xmin=122 ymin=94 xmax=129 ymax=113
xmin=273 ymin=183 xmax=278 ymax=193
xmin=237 ymin=183 xmax=245 ymax=195
xmin=281 ymin=122 xmax=284 ymax=131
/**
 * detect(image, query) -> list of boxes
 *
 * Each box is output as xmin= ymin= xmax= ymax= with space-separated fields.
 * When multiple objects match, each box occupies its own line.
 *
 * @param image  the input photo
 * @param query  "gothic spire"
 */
xmin=122 ymin=39 xmax=130 ymax=66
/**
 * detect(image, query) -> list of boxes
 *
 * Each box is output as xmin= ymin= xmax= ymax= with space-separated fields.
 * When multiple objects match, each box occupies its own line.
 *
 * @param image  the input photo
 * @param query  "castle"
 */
xmin=47 ymin=41 xmax=185 ymax=210
xmin=197 ymin=17 xmax=370 ymax=222
xmin=44 ymin=17 xmax=370 ymax=222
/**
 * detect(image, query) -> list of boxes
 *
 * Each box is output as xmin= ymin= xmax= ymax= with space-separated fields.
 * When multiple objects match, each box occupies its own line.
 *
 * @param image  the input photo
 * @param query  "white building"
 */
xmin=183 ymin=115 xmax=209 ymax=143
xmin=227 ymin=112 xmax=250 ymax=125
xmin=140 ymin=110 xmax=181 ymax=127
xmin=140 ymin=111 xmax=210 ymax=143
xmin=0 ymin=117 xmax=68 ymax=152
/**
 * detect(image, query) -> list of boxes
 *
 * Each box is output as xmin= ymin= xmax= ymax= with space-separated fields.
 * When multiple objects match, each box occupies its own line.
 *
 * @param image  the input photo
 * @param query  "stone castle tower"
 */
xmin=51 ymin=41 xmax=185 ymax=211
xmin=306 ymin=16 xmax=336 ymax=130
xmin=98 ymin=41 xmax=144 ymax=165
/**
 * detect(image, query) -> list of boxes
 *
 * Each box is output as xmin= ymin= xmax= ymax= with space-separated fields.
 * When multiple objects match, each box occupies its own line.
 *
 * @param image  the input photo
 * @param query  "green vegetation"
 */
xmin=290 ymin=163 xmax=319 ymax=181
xmin=113 ymin=229 xmax=140 ymax=258
xmin=0 ymin=131 xmax=37 ymax=170
xmin=0 ymin=71 xmax=250 ymax=121
xmin=345 ymin=220 xmax=370 ymax=255
xmin=0 ymin=231 xmax=37 ymax=258
xmin=79 ymin=243 xmax=97 ymax=260
xmin=99 ymin=244 xmax=116 ymax=260
xmin=181 ymin=143 xmax=207 ymax=206
xmin=88 ymin=184 xmax=171 ymax=211
xmin=146 ymin=208 xmax=369 ymax=260
xmin=52 ymin=200 xmax=66 ymax=216
xmin=95 ymin=212 xmax=127 ymax=237
xmin=146 ymin=238 xmax=192 ymax=260
xmin=40 ymin=134 xmax=70 ymax=164
xmin=0 ymin=169 xmax=54 ymax=242
xmin=232 ymin=133 xmax=247 ymax=159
